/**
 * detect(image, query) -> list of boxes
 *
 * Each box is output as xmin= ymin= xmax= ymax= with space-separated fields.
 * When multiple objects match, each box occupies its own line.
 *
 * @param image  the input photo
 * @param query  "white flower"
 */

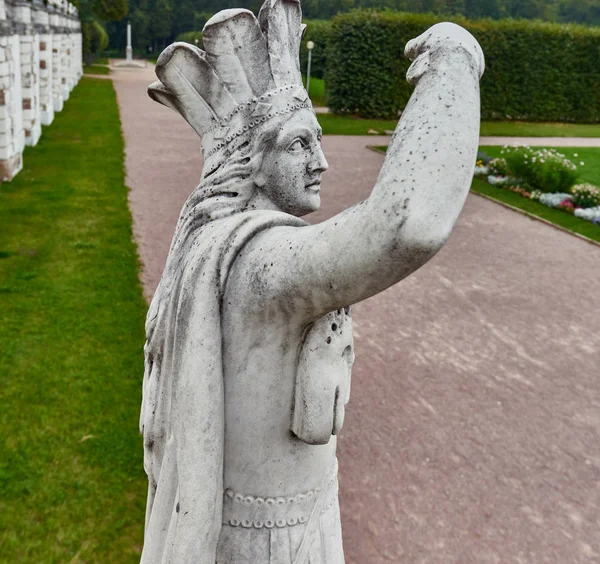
xmin=574 ymin=153 xmax=578 ymax=157
xmin=540 ymin=159 xmax=545 ymax=163
xmin=580 ymin=162 xmax=585 ymax=166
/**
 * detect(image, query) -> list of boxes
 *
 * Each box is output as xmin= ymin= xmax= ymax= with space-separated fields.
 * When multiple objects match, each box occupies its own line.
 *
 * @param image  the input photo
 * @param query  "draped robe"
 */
xmin=140 ymin=204 xmax=304 ymax=564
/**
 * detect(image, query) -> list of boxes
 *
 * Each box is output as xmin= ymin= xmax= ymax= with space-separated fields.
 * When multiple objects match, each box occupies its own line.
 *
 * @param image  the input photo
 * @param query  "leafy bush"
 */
xmin=83 ymin=20 xmax=109 ymax=55
xmin=300 ymin=20 xmax=332 ymax=81
xmin=571 ymin=184 xmax=600 ymax=208
xmin=477 ymin=150 xmax=492 ymax=165
xmin=502 ymin=146 xmax=579 ymax=193
xmin=176 ymin=31 xmax=203 ymax=47
xmin=326 ymin=10 xmax=600 ymax=121
xmin=488 ymin=157 xmax=508 ymax=176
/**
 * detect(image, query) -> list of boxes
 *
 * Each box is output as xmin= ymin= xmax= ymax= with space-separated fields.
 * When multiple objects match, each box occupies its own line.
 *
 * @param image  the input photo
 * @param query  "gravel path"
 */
xmin=112 ymin=66 xmax=600 ymax=563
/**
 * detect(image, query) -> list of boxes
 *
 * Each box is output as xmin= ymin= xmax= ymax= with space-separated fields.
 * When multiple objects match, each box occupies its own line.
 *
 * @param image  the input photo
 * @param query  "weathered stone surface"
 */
xmin=141 ymin=2 xmax=483 ymax=563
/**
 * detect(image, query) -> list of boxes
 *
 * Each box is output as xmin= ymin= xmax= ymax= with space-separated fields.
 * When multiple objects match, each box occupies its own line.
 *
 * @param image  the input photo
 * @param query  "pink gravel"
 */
xmin=112 ymin=66 xmax=600 ymax=563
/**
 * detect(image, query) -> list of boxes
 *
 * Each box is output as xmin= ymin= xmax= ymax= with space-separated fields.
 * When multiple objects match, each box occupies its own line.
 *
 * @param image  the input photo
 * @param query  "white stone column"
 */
xmin=0 ymin=2 xmax=24 ymax=180
xmin=74 ymin=17 xmax=82 ymax=81
xmin=59 ymin=6 xmax=69 ymax=102
xmin=12 ymin=0 xmax=41 ymax=147
xmin=67 ymin=15 xmax=76 ymax=93
xmin=49 ymin=0 xmax=63 ymax=112
xmin=35 ymin=0 xmax=53 ymax=126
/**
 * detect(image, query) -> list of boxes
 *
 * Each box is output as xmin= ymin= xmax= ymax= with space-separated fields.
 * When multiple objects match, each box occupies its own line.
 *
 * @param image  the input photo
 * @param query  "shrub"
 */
xmin=83 ymin=20 xmax=109 ymax=56
xmin=477 ymin=150 xmax=492 ymax=165
xmin=176 ymin=31 xmax=203 ymax=47
xmin=326 ymin=10 xmax=600 ymax=121
xmin=488 ymin=158 xmax=508 ymax=176
xmin=571 ymin=184 xmax=600 ymax=208
xmin=502 ymin=146 xmax=579 ymax=193
xmin=300 ymin=20 xmax=332 ymax=81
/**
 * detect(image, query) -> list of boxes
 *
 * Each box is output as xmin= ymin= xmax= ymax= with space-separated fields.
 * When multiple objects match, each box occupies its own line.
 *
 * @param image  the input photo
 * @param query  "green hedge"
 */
xmin=176 ymin=31 xmax=204 ymax=46
xmin=300 ymin=19 xmax=332 ymax=80
xmin=326 ymin=10 xmax=600 ymax=122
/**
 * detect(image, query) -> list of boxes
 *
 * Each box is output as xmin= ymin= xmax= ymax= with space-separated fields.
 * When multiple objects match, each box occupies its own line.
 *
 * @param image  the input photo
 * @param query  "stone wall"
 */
xmin=0 ymin=0 xmax=81 ymax=181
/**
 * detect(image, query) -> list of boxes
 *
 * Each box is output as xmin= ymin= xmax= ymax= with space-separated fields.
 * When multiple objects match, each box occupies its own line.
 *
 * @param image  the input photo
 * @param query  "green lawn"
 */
xmin=321 ymin=116 xmax=600 ymax=137
xmin=318 ymin=114 xmax=398 ymax=135
xmin=372 ymin=145 xmax=600 ymax=244
xmin=479 ymin=121 xmax=600 ymax=138
xmin=310 ymin=87 xmax=600 ymax=137
xmin=0 ymin=78 xmax=147 ymax=561
xmin=304 ymin=75 xmax=327 ymax=107
xmin=84 ymin=64 xmax=110 ymax=75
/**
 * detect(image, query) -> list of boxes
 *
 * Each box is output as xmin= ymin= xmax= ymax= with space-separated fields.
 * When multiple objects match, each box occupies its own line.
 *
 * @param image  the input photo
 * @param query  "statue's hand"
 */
xmin=405 ymin=22 xmax=485 ymax=86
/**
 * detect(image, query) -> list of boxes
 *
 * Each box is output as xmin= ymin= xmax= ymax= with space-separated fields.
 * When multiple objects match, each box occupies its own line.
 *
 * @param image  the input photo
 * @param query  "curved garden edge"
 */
xmin=368 ymin=144 xmax=600 ymax=245
xmin=471 ymin=190 xmax=600 ymax=249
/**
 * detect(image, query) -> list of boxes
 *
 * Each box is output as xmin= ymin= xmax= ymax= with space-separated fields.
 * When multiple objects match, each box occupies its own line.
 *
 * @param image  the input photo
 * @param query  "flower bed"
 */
xmin=476 ymin=147 xmax=600 ymax=225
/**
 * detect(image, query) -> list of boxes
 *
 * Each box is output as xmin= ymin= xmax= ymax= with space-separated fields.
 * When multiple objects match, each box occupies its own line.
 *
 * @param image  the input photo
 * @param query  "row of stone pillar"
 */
xmin=0 ymin=0 xmax=82 ymax=181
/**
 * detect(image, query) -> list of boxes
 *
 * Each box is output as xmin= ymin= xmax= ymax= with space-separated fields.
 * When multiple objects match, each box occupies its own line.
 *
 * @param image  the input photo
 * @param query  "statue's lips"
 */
xmin=306 ymin=181 xmax=321 ymax=193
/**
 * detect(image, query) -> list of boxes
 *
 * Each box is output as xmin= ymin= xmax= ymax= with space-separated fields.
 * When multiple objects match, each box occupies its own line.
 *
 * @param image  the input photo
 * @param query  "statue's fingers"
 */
xmin=404 ymin=30 xmax=431 ymax=61
xmin=406 ymin=51 xmax=430 ymax=85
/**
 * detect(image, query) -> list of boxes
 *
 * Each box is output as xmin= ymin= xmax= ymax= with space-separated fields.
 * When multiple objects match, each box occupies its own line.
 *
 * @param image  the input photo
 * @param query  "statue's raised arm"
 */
xmin=141 ymin=2 xmax=484 ymax=563
xmin=233 ymin=21 xmax=484 ymax=320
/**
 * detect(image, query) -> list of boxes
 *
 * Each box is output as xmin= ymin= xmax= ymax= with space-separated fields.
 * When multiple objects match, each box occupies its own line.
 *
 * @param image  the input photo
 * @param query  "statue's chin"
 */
xmin=297 ymin=192 xmax=321 ymax=216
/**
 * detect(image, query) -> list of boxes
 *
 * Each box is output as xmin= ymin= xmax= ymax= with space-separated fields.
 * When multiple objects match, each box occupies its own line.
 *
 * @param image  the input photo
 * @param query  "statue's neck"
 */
xmin=245 ymin=191 xmax=284 ymax=214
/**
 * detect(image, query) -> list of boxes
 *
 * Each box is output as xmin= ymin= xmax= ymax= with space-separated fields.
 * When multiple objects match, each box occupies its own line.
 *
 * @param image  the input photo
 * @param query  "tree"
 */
xmin=78 ymin=0 xmax=128 ymax=59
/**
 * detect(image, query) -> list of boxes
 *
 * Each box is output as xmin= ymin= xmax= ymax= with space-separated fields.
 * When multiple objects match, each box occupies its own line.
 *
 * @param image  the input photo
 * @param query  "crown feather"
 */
xmin=203 ymin=9 xmax=274 ymax=100
xmin=153 ymin=42 xmax=238 ymax=136
xmin=148 ymin=80 xmax=180 ymax=115
xmin=258 ymin=0 xmax=303 ymax=87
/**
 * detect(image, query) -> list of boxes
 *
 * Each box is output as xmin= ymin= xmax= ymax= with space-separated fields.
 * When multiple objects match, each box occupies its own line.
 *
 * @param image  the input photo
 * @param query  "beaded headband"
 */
xmin=147 ymin=0 xmax=312 ymax=162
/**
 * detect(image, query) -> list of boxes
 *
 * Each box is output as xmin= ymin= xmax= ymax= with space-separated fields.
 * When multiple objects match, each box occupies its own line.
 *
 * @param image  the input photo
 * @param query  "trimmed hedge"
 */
xmin=326 ymin=10 xmax=600 ymax=122
xmin=300 ymin=19 xmax=332 ymax=80
xmin=176 ymin=31 xmax=204 ymax=46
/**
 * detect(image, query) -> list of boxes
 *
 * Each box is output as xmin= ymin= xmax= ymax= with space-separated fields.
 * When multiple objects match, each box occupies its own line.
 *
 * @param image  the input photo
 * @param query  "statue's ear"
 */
xmin=254 ymin=170 xmax=267 ymax=189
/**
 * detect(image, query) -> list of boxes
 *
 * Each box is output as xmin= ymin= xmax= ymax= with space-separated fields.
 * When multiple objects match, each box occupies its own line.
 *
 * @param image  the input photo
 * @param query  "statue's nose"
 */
xmin=309 ymin=147 xmax=329 ymax=174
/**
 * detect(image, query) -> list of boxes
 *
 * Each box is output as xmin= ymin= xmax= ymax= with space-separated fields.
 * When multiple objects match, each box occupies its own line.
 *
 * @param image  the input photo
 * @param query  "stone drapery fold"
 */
xmin=140 ymin=207 xmax=304 ymax=564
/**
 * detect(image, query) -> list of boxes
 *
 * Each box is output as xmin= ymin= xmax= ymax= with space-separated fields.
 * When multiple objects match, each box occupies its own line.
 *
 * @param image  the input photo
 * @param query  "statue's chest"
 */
xmin=292 ymin=307 xmax=355 ymax=445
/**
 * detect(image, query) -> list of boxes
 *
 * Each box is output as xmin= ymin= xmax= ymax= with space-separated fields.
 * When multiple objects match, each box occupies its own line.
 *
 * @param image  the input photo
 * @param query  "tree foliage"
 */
xmin=78 ymin=0 xmax=128 ymax=56
xmin=107 ymin=0 xmax=600 ymax=53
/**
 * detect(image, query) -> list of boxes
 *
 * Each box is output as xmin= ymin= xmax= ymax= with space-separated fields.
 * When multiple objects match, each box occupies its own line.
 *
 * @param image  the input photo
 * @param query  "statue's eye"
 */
xmin=288 ymin=138 xmax=306 ymax=152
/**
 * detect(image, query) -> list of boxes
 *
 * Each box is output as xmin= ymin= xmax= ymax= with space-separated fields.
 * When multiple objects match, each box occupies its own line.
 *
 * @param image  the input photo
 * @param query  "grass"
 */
xmin=321 ymin=116 xmax=600 ymax=137
xmin=84 ymin=64 xmax=110 ymax=75
xmin=479 ymin=121 xmax=600 ymax=138
xmin=304 ymin=75 xmax=327 ymax=107
xmin=371 ymin=145 xmax=600 ymax=244
xmin=317 ymin=114 xmax=398 ymax=135
xmin=0 ymin=78 xmax=147 ymax=561
xmin=94 ymin=57 xmax=109 ymax=65
xmin=308 ymin=85 xmax=600 ymax=136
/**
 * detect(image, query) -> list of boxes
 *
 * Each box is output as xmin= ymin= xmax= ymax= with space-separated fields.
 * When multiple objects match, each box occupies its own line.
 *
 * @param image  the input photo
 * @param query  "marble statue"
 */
xmin=139 ymin=1 xmax=484 ymax=562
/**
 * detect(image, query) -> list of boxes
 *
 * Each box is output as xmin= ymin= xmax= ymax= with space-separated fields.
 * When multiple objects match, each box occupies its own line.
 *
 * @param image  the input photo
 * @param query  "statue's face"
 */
xmin=257 ymin=109 xmax=328 ymax=216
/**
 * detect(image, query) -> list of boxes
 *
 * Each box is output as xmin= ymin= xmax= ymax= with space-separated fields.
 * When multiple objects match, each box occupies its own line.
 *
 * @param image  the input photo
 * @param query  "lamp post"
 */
xmin=126 ymin=21 xmax=133 ymax=63
xmin=306 ymin=40 xmax=314 ymax=95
